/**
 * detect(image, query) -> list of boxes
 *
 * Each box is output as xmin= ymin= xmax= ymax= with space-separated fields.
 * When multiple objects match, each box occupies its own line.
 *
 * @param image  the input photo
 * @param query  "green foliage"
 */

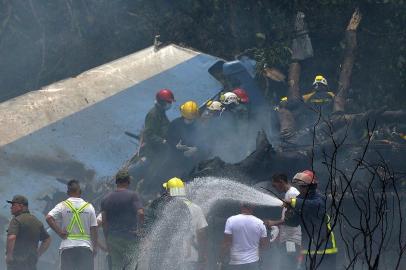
xmin=253 ymin=43 xmax=292 ymax=72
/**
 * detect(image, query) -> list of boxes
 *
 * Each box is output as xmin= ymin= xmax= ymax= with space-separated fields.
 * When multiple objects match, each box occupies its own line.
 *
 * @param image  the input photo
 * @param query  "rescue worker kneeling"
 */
xmin=284 ymin=170 xmax=338 ymax=270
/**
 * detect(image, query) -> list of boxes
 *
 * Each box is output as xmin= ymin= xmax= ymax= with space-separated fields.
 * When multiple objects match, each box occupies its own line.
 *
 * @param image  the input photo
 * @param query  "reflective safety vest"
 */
xmin=279 ymin=91 xmax=335 ymax=106
xmin=302 ymin=214 xmax=338 ymax=255
xmin=63 ymin=200 xmax=90 ymax=241
xmin=303 ymin=91 xmax=335 ymax=104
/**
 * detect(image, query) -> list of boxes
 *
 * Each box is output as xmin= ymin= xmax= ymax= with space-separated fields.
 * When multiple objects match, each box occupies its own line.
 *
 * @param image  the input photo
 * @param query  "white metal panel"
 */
xmin=0 ymin=44 xmax=222 ymax=219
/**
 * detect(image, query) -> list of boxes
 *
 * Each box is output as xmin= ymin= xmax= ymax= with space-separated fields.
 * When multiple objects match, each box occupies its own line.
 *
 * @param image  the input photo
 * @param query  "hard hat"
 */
xmin=292 ymin=170 xmax=317 ymax=185
xmin=180 ymin=101 xmax=199 ymax=120
xmin=206 ymin=100 xmax=223 ymax=111
xmin=156 ymin=89 xmax=175 ymax=103
xmin=163 ymin=177 xmax=186 ymax=197
xmin=313 ymin=75 xmax=328 ymax=86
xmin=220 ymin=92 xmax=239 ymax=105
xmin=232 ymin=88 xmax=249 ymax=103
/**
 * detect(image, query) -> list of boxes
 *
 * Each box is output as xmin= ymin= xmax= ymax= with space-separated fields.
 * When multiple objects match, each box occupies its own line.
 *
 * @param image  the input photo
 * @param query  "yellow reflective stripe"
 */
xmin=309 ymin=98 xmax=332 ymax=103
xmin=64 ymin=200 xmax=78 ymax=232
xmin=302 ymin=214 xmax=338 ymax=255
xmin=63 ymin=200 xmax=90 ymax=240
xmin=326 ymin=215 xmax=337 ymax=252
xmin=327 ymin=91 xmax=335 ymax=98
xmin=302 ymin=91 xmax=316 ymax=102
xmin=291 ymin=198 xmax=297 ymax=208
xmin=64 ymin=200 xmax=88 ymax=234
xmin=67 ymin=234 xmax=91 ymax=240
xmin=302 ymin=247 xmax=338 ymax=255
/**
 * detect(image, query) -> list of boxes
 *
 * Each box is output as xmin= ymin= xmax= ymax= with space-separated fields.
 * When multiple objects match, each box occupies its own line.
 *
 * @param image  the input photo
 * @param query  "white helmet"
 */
xmin=220 ymin=92 xmax=239 ymax=105
xmin=206 ymin=100 xmax=223 ymax=111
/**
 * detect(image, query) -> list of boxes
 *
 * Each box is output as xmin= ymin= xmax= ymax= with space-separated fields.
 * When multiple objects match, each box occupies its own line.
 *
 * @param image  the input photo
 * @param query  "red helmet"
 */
xmin=156 ymin=89 xmax=175 ymax=103
xmin=293 ymin=170 xmax=317 ymax=185
xmin=232 ymin=88 xmax=249 ymax=103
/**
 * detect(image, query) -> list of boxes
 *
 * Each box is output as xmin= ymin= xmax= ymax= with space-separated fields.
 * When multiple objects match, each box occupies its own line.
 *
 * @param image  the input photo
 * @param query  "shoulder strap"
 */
xmin=63 ymin=200 xmax=90 ymax=239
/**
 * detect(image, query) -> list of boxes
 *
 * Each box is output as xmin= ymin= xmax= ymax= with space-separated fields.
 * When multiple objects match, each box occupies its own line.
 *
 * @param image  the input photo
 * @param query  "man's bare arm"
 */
xmin=37 ymin=237 xmax=51 ymax=257
xmin=46 ymin=215 xmax=67 ymax=239
xmin=259 ymin=236 xmax=269 ymax=250
xmin=197 ymin=227 xmax=208 ymax=263
xmin=137 ymin=208 xmax=145 ymax=228
xmin=264 ymin=219 xmax=284 ymax=227
xmin=101 ymin=211 xmax=109 ymax=241
xmin=219 ymin=233 xmax=232 ymax=263
xmin=90 ymin=226 xmax=98 ymax=255
xmin=5 ymin=234 xmax=16 ymax=263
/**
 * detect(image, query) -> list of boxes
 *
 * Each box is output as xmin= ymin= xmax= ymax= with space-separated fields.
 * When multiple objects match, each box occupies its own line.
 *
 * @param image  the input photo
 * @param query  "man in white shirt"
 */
xmin=264 ymin=173 xmax=301 ymax=270
xmin=46 ymin=180 xmax=98 ymax=270
xmin=219 ymin=202 xmax=268 ymax=270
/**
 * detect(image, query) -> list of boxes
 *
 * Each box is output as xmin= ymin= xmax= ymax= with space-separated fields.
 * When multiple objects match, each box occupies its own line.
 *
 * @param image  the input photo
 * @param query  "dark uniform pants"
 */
xmin=107 ymin=234 xmax=138 ymax=270
xmin=7 ymin=260 xmax=37 ymax=270
xmin=305 ymin=253 xmax=337 ymax=270
xmin=279 ymin=242 xmax=300 ymax=270
xmin=227 ymin=261 xmax=260 ymax=270
xmin=61 ymin=247 xmax=94 ymax=270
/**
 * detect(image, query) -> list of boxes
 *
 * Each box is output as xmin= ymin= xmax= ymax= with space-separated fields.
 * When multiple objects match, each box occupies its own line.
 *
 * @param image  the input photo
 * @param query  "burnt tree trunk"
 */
xmin=334 ymin=9 xmax=362 ymax=113
xmin=227 ymin=0 xmax=240 ymax=55
xmin=287 ymin=62 xmax=302 ymax=101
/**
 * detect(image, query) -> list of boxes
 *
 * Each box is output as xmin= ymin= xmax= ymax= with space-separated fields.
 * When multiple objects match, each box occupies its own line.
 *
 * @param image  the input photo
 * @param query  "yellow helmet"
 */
xmin=180 ymin=101 xmax=199 ymax=120
xmin=313 ymin=75 xmax=328 ymax=86
xmin=163 ymin=177 xmax=186 ymax=196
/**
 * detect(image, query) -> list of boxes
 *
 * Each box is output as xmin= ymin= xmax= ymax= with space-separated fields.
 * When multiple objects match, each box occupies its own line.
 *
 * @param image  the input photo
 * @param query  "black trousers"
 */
xmin=61 ymin=247 xmax=94 ymax=270
xmin=227 ymin=261 xmax=260 ymax=270
xmin=305 ymin=253 xmax=337 ymax=270
xmin=7 ymin=259 xmax=37 ymax=270
xmin=279 ymin=243 xmax=300 ymax=270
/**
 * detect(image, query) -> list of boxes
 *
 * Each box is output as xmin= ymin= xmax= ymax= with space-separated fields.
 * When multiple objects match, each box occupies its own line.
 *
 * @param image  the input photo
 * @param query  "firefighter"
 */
xmin=130 ymin=89 xmax=175 ymax=187
xmin=232 ymin=88 xmax=250 ymax=120
xmin=276 ymin=75 xmax=335 ymax=143
xmin=142 ymin=88 xmax=175 ymax=159
xmin=279 ymin=74 xmax=335 ymax=114
xmin=167 ymin=100 xmax=201 ymax=158
xmin=146 ymin=178 xmax=208 ymax=270
xmin=219 ymin=92 xmax=240 ymax=118
xmin=164 ymin=178 xmax=208 ymax=270
xmin=285 ymin=170 xmax=338 ymax=270
xmin=201 ymin=100 xmax=224 ymax=120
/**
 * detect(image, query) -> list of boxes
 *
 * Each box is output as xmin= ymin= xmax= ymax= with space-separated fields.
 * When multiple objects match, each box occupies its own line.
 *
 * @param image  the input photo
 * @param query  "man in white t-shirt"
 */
xmin=219 ymin=202 xmax=268 ymax=270
xmin=264 ymin=173 xmax=301 ymax=270
xmin=46 ymin=180 xmax=98 ymax=270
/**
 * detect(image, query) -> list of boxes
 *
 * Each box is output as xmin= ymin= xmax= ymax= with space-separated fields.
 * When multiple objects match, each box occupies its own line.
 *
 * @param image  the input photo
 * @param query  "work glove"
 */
xmin=176 ymin=140 xmax=189 ymax=151
xmin=184 ymin=146 xmax=198 ymax=157
xmin=216 ymin=262 xmax=224 ymax=270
